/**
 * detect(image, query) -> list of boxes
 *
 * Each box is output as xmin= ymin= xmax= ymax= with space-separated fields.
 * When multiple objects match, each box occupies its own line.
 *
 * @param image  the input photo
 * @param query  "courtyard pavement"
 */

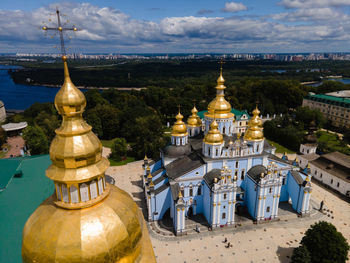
xmin=107 ymin=161 xmax=350 ymax=263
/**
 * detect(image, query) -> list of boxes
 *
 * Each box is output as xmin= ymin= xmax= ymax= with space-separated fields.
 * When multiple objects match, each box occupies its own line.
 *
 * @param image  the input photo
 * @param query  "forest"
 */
xmin=5 ymin=58 xmax=350 ymax=160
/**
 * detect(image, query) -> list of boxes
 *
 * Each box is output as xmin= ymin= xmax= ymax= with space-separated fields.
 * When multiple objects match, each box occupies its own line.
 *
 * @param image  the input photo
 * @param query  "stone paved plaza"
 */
xmin=107 ymin=160 xmax=350 ymax=263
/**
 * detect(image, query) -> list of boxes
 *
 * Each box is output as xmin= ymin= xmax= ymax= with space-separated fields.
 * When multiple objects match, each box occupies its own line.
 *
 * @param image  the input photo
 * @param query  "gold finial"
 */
xmin=178 ymin=190 xmax=183 ymax=198
xmin=149 ymin=180 xmax=155 ymax=187
xmin=305 ymin=176 xmax=310 ymax=182
xmin=217 ymin=58 xmax=225 ymax=85
xmin=144 ymin=155 xmax=148 ymax=161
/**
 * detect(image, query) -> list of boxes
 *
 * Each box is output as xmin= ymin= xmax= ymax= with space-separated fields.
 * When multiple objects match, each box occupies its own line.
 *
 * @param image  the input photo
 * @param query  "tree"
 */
xmin=110 ymin=138 xmax=128 ymax=162
xmin=301 ymin=221 xmax=349 ymax=263
xmin=343 ymin=130 xmax=350 ymax=144
xmin=23 ymin=126 xmax=49 ymax=155
xmin=0 ymin=127 xmax=7 ymax=148
xmin=34 ymin=111 xmax=60 ymax=142
xmin=295 ymin=106 xmax=326 ymax=129
xmin=131 ymin=114 xmax=166 ymax=159
xmin=291 ymin=245 xmax=311 ymax=263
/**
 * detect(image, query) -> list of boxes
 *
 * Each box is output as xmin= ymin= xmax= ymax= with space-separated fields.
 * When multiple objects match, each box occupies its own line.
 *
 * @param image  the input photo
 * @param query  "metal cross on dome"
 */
xmin=42 ymin=9 xmax=78 ymax=56
xmin=218 ymin=57 xmax=225 ymax=74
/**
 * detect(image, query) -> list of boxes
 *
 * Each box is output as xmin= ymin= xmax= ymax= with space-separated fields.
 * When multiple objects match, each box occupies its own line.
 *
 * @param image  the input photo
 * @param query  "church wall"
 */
xmin=203 ymin=182 xmax=212 ymax=224
xmin=287 ymin=172 xmax=303 ymax=213
xmin=252 ymin=157 xmax=263 ymax=166
xmin=263 ymin=191 xmax=275 ymax=219
xmin=245 ymin=176 xmax=258 ymax=219
xmin=153 ymin=188 xmax=171 ymax=220
xmin=279 ymin=174 xmax=289 ymax=202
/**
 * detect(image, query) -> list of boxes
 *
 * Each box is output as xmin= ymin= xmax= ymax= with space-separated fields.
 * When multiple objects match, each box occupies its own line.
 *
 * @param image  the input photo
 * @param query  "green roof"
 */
xmin=0 ymin=155 xmax=54 ymax=263
xmin=305 ymin=94 xmax=350 ymax=108
xmin=198 ymin=108 xmax=250 ymax=120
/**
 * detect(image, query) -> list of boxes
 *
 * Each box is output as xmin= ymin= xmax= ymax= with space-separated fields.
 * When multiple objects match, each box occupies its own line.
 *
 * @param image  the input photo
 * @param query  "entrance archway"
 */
xmin=188 ymin=206 xmax=193 ymax=217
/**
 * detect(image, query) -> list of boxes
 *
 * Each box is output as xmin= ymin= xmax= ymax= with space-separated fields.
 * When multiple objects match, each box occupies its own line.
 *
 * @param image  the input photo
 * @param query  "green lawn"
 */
xmin=267 ymin=139 xmax=295 ymax=154
xmin=101 ymin=138 xmax=117 ymax=148
xmin=108 ymin=156 xmax=135 ymax=166
xmin=316 ymin=131 xmax=350 ymax=155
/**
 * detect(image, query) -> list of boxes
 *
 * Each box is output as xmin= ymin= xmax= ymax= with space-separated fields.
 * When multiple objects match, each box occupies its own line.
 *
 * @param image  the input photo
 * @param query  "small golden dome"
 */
xmin=187 ymin=106 xmax=202 ymax=127
xmin=244 ymin=106 xmax=264 ymax=141
xmin=204 ymin=120 xmax=224 ymax=145
xmin=172 ymin=111 xmax=188 ymax=137
xmin=205 ymin=67 xmax=234 ymax=119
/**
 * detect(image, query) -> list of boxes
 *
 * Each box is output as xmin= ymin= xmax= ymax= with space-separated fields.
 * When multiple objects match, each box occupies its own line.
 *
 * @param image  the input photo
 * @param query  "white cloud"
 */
xmin=279 ymin=0 xmax=350 ymax=8
xmin=272 ymin=7 xmax=348 ymax=21
xmin=1 ymin=2 xmax=350 ymax=53
xmin=221 ymin=2 xmax=248 ymax=13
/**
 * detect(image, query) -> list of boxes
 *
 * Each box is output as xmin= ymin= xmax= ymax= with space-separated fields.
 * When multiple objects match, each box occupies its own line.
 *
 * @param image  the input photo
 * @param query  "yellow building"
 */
xmin=302 ymin=92 xmax=350 ymax=128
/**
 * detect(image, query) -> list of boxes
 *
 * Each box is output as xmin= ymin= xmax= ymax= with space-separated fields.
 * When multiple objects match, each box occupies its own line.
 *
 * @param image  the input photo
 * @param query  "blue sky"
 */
xmin=1 ymin=0 xmax=350 ymax=53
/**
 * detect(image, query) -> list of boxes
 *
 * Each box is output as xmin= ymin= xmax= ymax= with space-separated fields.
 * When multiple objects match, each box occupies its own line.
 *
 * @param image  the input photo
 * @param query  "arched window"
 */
xmin=216 ymin=148 xmax=218 ymax=156
xmin=223 ymin=127 xmax=226 ymax=134
xmin=197 ymin=185 xmax=202 ymax=195
xmin=257 ymin=144 xmax=259 ymax=152
xmin=189 ymin=186 xmax=193 ymax=196
xmin=241 ymin=170 xmax=245 ymax=180
xmin=222 ymin=213 xmax=226 ymax=219
xmin=208 ymin=147 xmax=211 ymax=156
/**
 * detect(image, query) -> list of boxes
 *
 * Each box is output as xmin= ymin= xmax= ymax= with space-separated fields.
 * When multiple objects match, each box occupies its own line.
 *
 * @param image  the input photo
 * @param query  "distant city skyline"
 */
xmin=2 ymin=0 xmax=350 ymax=53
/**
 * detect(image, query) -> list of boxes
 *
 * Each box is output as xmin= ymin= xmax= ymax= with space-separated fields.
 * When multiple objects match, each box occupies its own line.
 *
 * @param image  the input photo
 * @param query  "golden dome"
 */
xmin=205 ymin=69 xmax=234 ymax=119
xmin=22 ymin=186 xmax=155 ymax=263
xmin=204 ymin=120 xmax=224 ymax=145
xmin=171 ymin=111 xmax=188 ymax=137
xmin=187 ymin=106 xmax=202 ymax=127
xmin=244 ymin=106 xmax=264 ymax=141
xmin=22 ymin=57 xmax=156 ymax=263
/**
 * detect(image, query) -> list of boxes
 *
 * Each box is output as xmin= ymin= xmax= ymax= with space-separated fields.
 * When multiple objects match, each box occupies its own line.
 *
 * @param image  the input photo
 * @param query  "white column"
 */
xmin=274 ymin=185 xmax=281 ymax=217
xmin=247 ymin=158 xmax=252 ymax=171
xmin=176 ymin=208 xmax=180 ymax=232
xmin=301 ymin=191 xmax=307 ymax=214
xmin=212 ymin=204 xmax=216 ymax=226
xmin=228 ymin=192 xmax=232 ymax=224
xmin=261 ymin=187 xmax=267 ymax=219
xmin=217 ymin=203 xmax=221 ymax=226
xmin=147 ymin=196 xmax=152 ymax=221
xmin=181 ymin=208 xmax=185 ymax=231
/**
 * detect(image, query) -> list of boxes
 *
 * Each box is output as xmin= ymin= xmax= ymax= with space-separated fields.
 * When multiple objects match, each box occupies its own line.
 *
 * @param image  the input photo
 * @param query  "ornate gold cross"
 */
xmin=42 ymin=9 xmax=78 ymax=56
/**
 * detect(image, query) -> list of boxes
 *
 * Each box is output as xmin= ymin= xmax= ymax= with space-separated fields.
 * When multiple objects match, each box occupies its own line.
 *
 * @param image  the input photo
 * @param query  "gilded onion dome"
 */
xmin=205 ymin=68 xmax=234 ymax=119
xmin=187 ymin=106 xmax=202 ymax=127
xmin=204 ymin=120 xmax=224 ymax=145
xmin=244 ymin=106 xmax=264 ymax=141
xmin=22 ymin=56 xmax=156 ymax=263
xmin=171 ymin=111 xmax=188 ymax=136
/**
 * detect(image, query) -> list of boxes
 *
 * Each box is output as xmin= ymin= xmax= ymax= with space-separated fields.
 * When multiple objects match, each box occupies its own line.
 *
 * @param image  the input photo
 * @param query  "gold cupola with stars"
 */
xmin=22 ymin=56 xmax=156 ymax=263
xmin=187 ymin=106 xmax=202 ymax=128
xmin=244 ymin=106 xmax=264 ymax=141
xmin=205 ymin=62 xmax=234 ymax=119
xmin=204 ymin=120 xmax=224 ymax=145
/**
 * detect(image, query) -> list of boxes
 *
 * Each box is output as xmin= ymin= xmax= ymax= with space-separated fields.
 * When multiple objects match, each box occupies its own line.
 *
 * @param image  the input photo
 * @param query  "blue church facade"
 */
xmin=142 ymin=69 xmax=312 ymax=235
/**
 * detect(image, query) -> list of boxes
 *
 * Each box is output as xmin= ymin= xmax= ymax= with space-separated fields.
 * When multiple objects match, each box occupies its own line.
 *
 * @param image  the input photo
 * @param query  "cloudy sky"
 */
xmin=2 ymin=0 xmax=350 ymax=53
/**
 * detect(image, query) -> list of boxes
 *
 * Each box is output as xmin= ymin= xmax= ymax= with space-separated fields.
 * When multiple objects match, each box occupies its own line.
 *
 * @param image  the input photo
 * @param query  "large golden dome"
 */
xmin=22 ymin=57 xmax=155 ymax=263
xmin=204 ymin=120 xmax=224 ymax=145
xmin=22 ymin=185 xmax=155 ymax=262
xmin=244 ymin=106 xmax=264 ymax=141
xmin=205 ymin=69 xmax=234 ymax=119
xmin=187 ymin=106 xmax=202 ymax=127
xmin=171 ymin=111 xmax=188 ymax=136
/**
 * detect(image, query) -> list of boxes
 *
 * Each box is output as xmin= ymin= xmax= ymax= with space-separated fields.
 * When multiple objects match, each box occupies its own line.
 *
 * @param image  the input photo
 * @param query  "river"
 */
xmin=0 ymin=65 xmax=87 ymax=110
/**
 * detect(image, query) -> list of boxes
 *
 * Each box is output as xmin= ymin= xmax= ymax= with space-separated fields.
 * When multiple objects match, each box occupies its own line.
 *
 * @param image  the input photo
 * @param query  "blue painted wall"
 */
xmin=245 ymin=176 xmax=257 ymax=219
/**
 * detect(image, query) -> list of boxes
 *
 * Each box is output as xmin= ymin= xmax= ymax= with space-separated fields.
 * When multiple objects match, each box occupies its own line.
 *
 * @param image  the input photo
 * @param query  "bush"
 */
xmin=110 ymin=138 xmax=128 ymax=162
